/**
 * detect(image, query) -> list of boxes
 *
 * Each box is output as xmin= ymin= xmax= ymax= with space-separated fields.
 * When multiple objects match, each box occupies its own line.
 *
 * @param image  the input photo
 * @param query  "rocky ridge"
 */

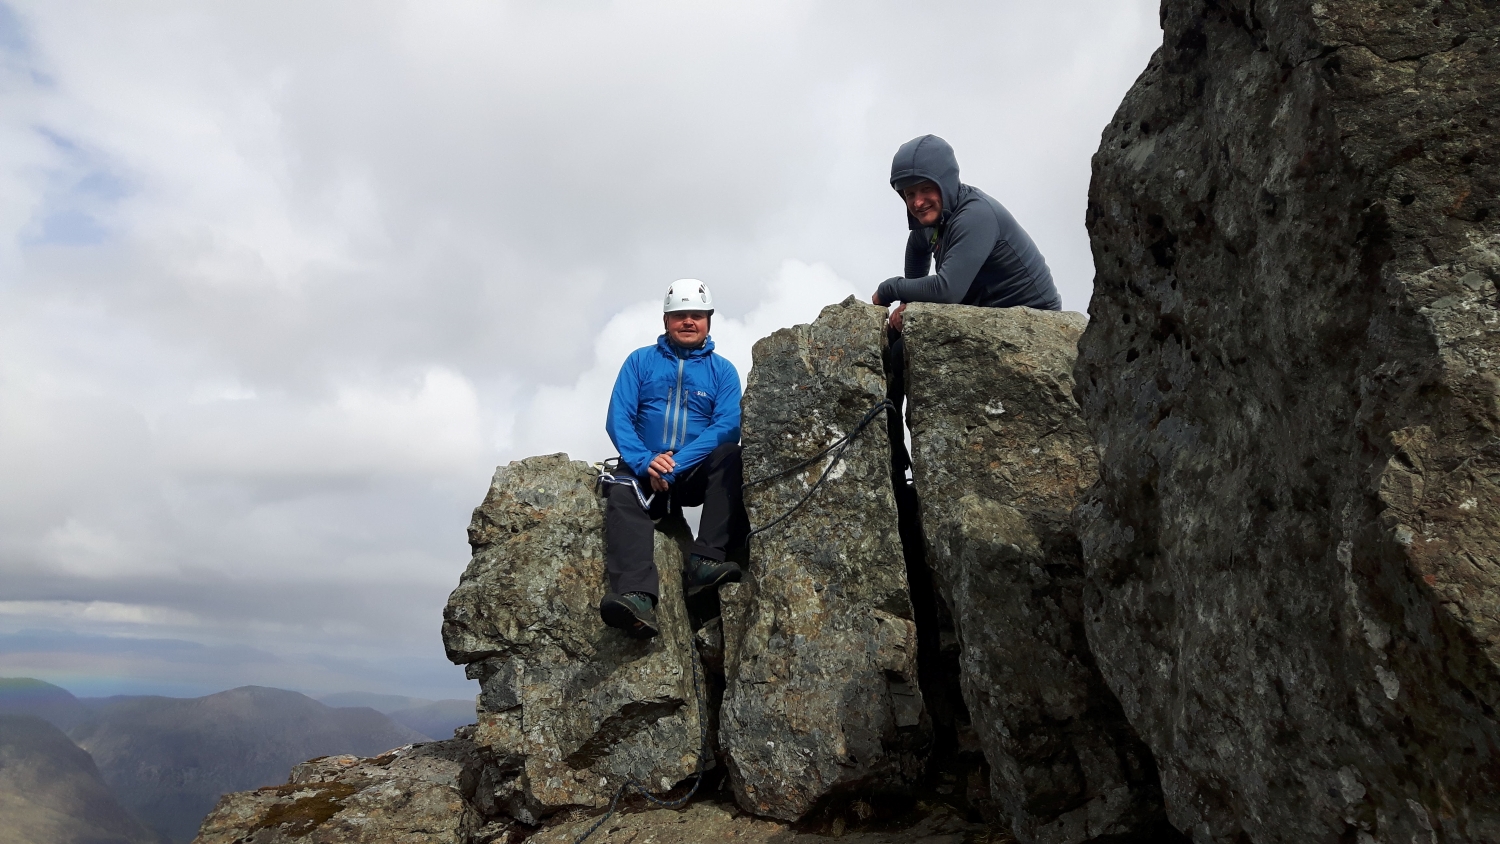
xmin=1077 ymin=1 xmax=1500 ymax=842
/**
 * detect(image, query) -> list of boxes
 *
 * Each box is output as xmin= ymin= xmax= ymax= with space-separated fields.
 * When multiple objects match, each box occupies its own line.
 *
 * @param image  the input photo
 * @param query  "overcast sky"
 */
xmin=0 ymin=1 xmax=1161 ymax=701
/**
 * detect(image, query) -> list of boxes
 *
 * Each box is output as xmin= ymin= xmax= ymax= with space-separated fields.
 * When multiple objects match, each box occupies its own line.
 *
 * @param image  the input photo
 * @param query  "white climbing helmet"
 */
xmin=663 ymin=279 xmax=714 ymax=315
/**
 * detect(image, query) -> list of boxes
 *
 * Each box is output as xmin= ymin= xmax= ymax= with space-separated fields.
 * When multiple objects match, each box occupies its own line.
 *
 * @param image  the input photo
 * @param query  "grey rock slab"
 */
xmin=192 ymin=740 xmax=484 ymax=844
xmin=721 ymin=296 xmax=928 ymax=820
xmin=903 ymin=303 xmax=1171 ymax=844
xmin=442 ymin=454 xmax=706 ymax=817
xmin=1079 ymin=3 xmax=1500 ymax=842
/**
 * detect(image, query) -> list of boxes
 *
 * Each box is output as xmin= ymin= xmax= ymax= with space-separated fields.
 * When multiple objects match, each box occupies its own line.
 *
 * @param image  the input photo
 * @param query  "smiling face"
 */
xmin=900 ymin=180 xmax=943 ymax=227
xmin=664 ymin=310 xmax=710 ymax=348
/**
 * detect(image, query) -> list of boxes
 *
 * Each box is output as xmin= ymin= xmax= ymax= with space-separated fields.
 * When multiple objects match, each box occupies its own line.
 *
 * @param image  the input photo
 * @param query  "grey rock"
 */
xmin=441 ymin=455 xmax=706 ymax=817
xmin=192 ymin=740 xmax=487 ymax=844
xmin=1079 ymin=3 xmax=1500 ymax=842
xmin=720 ymin=296 xmax=927 ymax=820
xmin=903 ymin=303 xmax=1170 ymax=844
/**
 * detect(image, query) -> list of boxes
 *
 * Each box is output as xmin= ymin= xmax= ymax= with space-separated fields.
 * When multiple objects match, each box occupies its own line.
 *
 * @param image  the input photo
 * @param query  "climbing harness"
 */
xmin=593 ymin=457 xmax=655 ymax=510
xmin=741 ymin=398 xmax=895 ymax=539
xmin=571 ymin=638 xmax=708 ymax=844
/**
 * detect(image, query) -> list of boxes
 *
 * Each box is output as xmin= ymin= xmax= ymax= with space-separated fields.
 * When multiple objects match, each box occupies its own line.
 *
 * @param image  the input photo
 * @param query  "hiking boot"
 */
xmin=600 ymin=592 xmax=659 ymax=639
xmin=685 ymin=555 xmax=742 ymax=598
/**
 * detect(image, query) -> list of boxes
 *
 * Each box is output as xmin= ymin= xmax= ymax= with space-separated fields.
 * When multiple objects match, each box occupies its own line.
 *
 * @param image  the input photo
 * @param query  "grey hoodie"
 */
xmin=876 ymin=135 xmax=1061 ymax=311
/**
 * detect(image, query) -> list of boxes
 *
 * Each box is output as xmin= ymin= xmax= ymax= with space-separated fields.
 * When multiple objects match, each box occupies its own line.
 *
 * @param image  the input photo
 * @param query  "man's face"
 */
xmin=665 ymin=311 xmax=710 ymax=347
xmin=900 ymin=180 xmax=943 ymax=227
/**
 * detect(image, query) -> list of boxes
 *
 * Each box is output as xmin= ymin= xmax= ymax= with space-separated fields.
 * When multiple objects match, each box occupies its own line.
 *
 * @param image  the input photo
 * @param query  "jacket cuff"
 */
xmin=876 ymin=278 xmax=901 ymax=305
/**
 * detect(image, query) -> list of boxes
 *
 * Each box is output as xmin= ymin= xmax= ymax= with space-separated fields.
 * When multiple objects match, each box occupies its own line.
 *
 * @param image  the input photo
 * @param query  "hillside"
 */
xmin=0 ymin=714 xmax=163 ymax=844
xmin=71 ymin=685 xmax=428 ymax=843
xmin=0 ymin=676 xmax=87 ymax=731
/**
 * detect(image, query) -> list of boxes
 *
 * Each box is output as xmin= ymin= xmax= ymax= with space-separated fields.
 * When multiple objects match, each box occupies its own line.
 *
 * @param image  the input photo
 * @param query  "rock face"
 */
xmin=720 ymin=297 xmax=927 ymax=820
xmin=193 ymin=739 xmax=496 ymax=844
xmin=903 ymin=304 xmax=1172 ymax=844
xmin=442 ymin=454 xmax=706 ymax=819
xmin=1078 ymin=2 xmax=1500 ymax=842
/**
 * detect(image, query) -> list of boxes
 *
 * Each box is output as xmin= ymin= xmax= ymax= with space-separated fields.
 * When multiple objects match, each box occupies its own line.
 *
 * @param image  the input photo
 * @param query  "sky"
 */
xmin=0 ymin=1 xmax=1163 ymax=700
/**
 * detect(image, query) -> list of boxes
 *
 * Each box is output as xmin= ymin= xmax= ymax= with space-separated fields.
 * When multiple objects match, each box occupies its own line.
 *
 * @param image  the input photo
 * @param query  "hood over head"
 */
xmin=890 ymin=134 xmax=961 ymax=229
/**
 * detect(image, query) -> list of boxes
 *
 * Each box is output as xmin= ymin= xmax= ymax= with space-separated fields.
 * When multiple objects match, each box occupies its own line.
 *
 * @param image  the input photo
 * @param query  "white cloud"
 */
xmin=158 ymin=367 xmax=486 ymax=481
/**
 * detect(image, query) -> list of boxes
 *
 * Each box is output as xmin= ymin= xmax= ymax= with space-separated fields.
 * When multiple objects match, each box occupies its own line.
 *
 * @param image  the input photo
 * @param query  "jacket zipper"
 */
xmin=665 ymin=354 xmax=686 ymax=451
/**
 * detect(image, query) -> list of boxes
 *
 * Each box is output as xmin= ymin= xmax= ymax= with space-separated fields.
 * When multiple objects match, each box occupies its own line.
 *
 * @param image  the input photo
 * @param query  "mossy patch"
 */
xmin=249 ymin=781 xmax=362 ymax=838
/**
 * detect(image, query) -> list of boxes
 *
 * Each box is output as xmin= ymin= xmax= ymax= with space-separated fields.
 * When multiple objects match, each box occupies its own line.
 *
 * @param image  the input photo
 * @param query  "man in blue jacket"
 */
xmin=872 ymin=135 xmax=1063 ymax=477
xmin=598 ymin=279 xmax=747 ymax=638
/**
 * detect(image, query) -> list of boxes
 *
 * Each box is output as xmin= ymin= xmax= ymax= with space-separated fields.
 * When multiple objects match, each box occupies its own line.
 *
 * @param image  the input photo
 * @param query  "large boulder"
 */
xmin=902 ymin=303 xmax=1173 ymax=844
xmin=720 ymin=297 xmax=928 ymax=820
xmin=441 ymin=455 xmax=706 ymax=819
xmin=1078 ymin=2 xmax=1500 ymax=842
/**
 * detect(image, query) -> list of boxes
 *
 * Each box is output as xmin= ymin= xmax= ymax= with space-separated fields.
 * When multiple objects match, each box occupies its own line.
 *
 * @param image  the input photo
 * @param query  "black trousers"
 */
xmin=884 ymin=327 xmax=912 ymax=479
xmin=604 ymin=442 xmax=749 ymax=598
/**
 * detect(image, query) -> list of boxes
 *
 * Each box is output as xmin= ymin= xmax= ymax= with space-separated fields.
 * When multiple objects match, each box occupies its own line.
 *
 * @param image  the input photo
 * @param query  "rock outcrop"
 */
xmin=442 ymin=455 xmax=705 ymax=819
xmin=193 ymin=737 xmax=507 ymax=844
xmin=1078 ymin=2 xmax=1500 ymax=842
xmin=720 ymin=297 xmax=927 ymax=820
xmin=903 ymin=304 xmax=1172 ymax=844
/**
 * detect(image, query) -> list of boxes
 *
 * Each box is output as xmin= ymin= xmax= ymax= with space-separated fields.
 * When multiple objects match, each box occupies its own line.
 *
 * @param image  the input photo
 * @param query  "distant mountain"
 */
xmin=316 ymin=690 xmax=431 ymax=711
xmin=0 ymin=677 xmax=87 ymax=731
xmin=316 ymin=690 xmax=477 ymax=740
xmin=0 ymin=714 xmax=165 ymax=844
xmin=387 ymin=698 xmax=476 ymax=740
xmin=70 ymin=685 xmax=429 ymax=844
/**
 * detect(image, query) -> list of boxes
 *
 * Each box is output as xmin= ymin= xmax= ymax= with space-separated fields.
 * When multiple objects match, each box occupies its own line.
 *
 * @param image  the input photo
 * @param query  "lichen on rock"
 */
xmin=193 ymin=739 xmax=489 ymax=844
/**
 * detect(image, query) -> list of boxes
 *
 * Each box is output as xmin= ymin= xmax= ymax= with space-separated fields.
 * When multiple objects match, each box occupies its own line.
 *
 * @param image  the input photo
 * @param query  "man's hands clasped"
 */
xmin=647 ymin=451 xmax=676 ymax=493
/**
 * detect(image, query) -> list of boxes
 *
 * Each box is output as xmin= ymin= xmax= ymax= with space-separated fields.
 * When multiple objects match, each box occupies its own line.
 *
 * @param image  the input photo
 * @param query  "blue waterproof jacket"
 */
xmin=877 ymin=134 xmax=1062 ymax=311
xmin=606 ymin=335 xmax=741 ymax=483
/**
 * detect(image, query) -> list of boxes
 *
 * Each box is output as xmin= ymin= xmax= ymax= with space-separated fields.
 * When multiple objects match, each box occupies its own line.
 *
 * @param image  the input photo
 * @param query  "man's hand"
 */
xmin=647 ymin=452 xmax=676 ymax=487
xmin=871 ymin=291 xmax=885 ymax=306
xmin=888 ymin=302 xmax=908 ymax=332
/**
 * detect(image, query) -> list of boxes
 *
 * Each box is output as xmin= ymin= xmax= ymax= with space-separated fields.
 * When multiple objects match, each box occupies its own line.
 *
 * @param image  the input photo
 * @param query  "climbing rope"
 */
xmin=742 ymin=398 xmax=894 ymax=539
xmin=571 ymin=643 xmax=708 ymax=844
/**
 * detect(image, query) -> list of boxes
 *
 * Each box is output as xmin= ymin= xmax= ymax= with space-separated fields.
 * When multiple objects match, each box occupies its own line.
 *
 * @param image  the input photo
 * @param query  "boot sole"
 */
xmin=686 ymin=567 xmax=743 ymax=599
xmin=600 ymin=598 xmax=659 ymax=639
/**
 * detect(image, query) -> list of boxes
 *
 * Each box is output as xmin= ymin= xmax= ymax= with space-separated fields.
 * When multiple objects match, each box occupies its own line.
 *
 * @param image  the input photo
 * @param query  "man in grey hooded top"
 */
xmin=874 ymin=134 xmax=1062 ymax=478
xmin=873 ymin=134 xmax=1061 ymax=314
